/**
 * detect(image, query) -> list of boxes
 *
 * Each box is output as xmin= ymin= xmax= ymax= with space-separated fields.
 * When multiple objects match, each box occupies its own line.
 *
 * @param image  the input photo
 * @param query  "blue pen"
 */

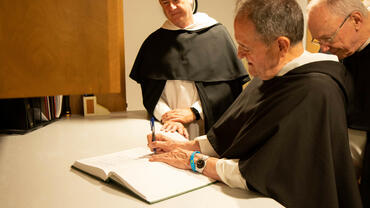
xmin=150 ymin=117 xmax=156 ymax=153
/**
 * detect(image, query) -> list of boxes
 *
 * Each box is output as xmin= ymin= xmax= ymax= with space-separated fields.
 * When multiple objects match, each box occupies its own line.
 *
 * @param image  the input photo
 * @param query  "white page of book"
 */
xmin=75 ymin=130 xmax=215 ymax=203
xmin=109 ymin=147 xmax=215 ymax=203
xmin=77 ymin=146 xmax=215 ymax=203
xmin=75 ymin=147 xmax=152 ymax=178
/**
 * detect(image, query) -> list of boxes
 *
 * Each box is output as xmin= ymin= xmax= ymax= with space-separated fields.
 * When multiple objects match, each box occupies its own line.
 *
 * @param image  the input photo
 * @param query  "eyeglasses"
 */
xmin=311 ymin=14 xmax=350 ymax=45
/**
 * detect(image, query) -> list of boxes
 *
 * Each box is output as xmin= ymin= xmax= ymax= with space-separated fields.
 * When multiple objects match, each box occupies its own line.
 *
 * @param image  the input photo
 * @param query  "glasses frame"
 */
xmin=311 ymin=14 xmax=351 ymax=45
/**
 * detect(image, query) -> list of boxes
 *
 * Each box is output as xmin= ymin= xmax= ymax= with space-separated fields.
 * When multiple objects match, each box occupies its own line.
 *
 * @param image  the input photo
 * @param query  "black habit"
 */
xmin=343 ymin=44 xmax=370 ymax=207
xmin=130 ymin=24 xmax=249 ymax=132
xmin=207 ymin=61 xmax=362 ymax=208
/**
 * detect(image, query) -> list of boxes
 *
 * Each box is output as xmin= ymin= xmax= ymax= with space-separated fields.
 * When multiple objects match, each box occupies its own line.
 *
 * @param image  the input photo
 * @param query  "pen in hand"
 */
xmin=150 ymin=117 xmax=156 ymax=153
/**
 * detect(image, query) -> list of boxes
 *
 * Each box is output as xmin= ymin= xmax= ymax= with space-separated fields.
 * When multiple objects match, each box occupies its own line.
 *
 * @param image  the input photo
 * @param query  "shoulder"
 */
xmin=286 ymin=60 xmax=347 ymax=93
xmin=144 ymin=28 xmax=166 ymax=42
xmin=207 ymin=23 xmax=228 ymax=33
xmin=137 ymin=28 xmax=171 ymax=51
xmin=289 ymin=72 xmax=346 ymax=105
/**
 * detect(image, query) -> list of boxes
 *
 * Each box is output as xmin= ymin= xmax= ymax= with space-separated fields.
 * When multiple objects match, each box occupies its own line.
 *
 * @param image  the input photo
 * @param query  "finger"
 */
xmin=155 ymin=148 xmax=165 ymax=154
xmin=148 ymin=134 xmax=166 ymax=150
xmin=150 ymin=140 xmax=172 ymax=152
xmin=177 ymin=127 xmax=184 ymax=136
xmin=150 ymin=152 xmax=173 ymax=163
xmin=162 ymin=117 xmax=169 ymax=123
xmin=161 ymin=113 xmax=168 ymax=120
xmin=161 ymin=124 xmax=169 ymax=132
xmin=154 ymin=133 xmax=166 ymax=141
xmin=177 ymin=128 xmax=185 ymax=137
xmin=149 ymin=154 xmax=164 ymax=162
xmin=147 ymin=133 xmax=153 ymax=145
xmin=162 ymin=112 xmax=172 ymax=123
xmin=165 ymin=114 xmax=180 ymax=121
xmin=169 ymin=118 xmax=185 ymax=123
xmin=166 ymin=125 xmax=174 ymax=132
xmin=170 ymin=117 xmax=182 ymax=121
xmin=169 ymin=125 xmax=177 ymax=132
xmin=183 ymin=129 xmax=189 ymax=139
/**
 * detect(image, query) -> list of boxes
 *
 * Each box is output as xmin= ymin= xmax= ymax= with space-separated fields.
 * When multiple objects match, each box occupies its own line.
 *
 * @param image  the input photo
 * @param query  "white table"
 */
xmin=0 ymin=111 xmax=283 ymax=208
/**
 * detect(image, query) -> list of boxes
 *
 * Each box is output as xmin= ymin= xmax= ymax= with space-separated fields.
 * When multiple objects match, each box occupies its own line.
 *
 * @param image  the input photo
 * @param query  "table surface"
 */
xmin=0 ymin=111 xmax=283 ymax=208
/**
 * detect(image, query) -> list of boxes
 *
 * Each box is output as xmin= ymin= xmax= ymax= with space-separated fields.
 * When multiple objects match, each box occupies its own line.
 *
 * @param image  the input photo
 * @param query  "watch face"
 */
xmin=196 ymin=159 xmax=205 ymax=168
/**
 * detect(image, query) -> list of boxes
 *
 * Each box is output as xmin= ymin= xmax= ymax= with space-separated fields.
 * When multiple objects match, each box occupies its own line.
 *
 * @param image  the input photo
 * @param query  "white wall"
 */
xmin=124 ymin=0 xmax=307 ymax=111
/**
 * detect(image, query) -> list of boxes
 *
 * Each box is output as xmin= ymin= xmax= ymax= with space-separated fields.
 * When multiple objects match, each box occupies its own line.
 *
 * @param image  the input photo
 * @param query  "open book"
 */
xmin=72 ymin=142 xmax=216 ymax=203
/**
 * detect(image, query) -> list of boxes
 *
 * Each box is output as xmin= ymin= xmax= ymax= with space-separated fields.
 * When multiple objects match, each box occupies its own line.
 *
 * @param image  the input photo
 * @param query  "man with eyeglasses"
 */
xmin=308 ymin=0 xmax=370 ymax=207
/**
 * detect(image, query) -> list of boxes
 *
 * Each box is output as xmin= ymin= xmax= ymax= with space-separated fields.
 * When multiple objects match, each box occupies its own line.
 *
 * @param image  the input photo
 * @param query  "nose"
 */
xmin=237 ymin=49 xmax=250 ymax=62
xmin=237 ymin=47 xmax=245 ymax=59
xmin=169 ymin=2 xmax=177 ymax=10
xmin=319 ymin=44 xmax=331 ymax=53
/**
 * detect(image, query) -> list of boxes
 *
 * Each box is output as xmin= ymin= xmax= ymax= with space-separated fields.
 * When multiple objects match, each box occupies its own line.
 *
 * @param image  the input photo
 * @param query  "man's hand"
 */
xmin=161 ymin=108 xmax=196 ymax=124
xmin=149 ymin=148 xmax=193 ymax=170
xmin=147 ymin=133 xmax=199 ymax=153
xmin=161 ymin=121 xmax=189 ymax=139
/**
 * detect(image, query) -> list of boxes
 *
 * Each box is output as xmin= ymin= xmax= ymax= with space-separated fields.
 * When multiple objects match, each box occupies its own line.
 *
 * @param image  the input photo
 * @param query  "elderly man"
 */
xmin=308 ymin=0 xmax=370 ymax=206
xmin=146 ymin=0 xmax=362 ymax=207
xmin=130 ymin=0 xmax=248 ymax=140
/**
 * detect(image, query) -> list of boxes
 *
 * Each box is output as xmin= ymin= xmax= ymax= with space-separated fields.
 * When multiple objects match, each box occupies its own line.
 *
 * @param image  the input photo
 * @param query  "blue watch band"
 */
xmin=190 ymin=151 xmax=200 ymax=172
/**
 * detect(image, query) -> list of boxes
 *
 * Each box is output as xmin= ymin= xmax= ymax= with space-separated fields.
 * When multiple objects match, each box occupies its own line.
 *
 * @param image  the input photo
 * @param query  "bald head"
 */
xmin=308 ymin=0 xmax=370 ymax=59
xmin=308 ymin=0 xmax=368 ymax=18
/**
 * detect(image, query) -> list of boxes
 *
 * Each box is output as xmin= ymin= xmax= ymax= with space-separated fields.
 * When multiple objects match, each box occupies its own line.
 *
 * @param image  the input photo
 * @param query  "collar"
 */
xmin=161 ymin=12 xmax=218 ymax=31
xmin=358 ymin=37 xmax=370 ymax=52
xmin=277 ymin=50 xmax=339 ymax=76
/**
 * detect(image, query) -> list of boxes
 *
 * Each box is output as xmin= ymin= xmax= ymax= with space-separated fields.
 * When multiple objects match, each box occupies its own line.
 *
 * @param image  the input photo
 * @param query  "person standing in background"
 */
xmin=130 ymin=0 xmax=249 ymax=140
xmin=308 ymin=0 xmax=370 ymax=206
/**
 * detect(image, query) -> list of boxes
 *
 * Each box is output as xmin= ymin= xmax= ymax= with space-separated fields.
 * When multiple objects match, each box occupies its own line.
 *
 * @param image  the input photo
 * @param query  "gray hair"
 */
xmin=235 ymin=0 xmax=304 ymax=45
xmin=308 ymin=0 xmax=368 ymax=18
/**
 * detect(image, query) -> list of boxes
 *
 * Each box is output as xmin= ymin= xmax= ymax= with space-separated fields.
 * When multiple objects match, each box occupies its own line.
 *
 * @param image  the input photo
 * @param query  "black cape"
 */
xmin=130 ymin=24 xmax=249 ymax=131
xmin=343 ymin=44 xmax=370 ymax=131
xmin=207 ymin=61 xmax=362 ymax=208
xmin=343 ymin=44 xmax=370 ymax=207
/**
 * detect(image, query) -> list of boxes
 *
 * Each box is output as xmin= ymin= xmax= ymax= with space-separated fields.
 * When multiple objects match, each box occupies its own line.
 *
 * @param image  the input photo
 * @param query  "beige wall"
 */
xmin=124 ymin=0 xmax=307 ymax=111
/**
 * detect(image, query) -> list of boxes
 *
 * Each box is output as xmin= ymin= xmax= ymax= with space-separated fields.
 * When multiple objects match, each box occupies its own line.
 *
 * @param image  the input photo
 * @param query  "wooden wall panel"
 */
xmin=306 ymin=0 xmax=320 ymax=53
xmin=0 ymin=0 xmax=124 ymax=100
xmin=306 ymin=30 xmax=320 ymax=53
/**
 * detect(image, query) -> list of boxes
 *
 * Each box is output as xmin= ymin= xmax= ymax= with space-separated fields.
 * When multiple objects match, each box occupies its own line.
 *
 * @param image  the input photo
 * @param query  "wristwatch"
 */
xmin=195 ymin=155 xmax=209 ymax=173
xmin=190 ymin=107 xmax=201 ymax=120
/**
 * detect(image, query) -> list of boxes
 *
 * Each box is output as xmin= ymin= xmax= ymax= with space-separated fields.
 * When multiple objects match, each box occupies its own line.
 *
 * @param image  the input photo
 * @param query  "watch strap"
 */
xmin=190 ymin=107 xmax=201 ymax=120
xmin=190 ymin=151 xmax=200 ymax=172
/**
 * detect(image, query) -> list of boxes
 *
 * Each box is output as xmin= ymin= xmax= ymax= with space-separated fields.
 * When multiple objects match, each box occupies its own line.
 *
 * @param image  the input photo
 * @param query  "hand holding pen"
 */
xmin=150 ymin=117 xmax=156 ymax=153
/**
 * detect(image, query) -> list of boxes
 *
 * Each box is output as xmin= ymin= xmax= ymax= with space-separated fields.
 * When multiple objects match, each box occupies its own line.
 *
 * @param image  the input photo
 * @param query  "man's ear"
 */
xmin=277 ymin=36 xmax=290 ymax=57
xmin=350 ymin=11 xmax=364 ymax=31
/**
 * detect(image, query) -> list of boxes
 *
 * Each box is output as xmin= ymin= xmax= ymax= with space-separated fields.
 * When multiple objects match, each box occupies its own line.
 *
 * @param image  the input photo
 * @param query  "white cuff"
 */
xmin=153 ymin=97 xmax=171 ymax=121
xmin=348 ymin=128 xmax=367 ymax=178
xmin=216 ymin=158 xmax=248 ymax=190
xmin=195 ymin=135 xmax=219 ymax=157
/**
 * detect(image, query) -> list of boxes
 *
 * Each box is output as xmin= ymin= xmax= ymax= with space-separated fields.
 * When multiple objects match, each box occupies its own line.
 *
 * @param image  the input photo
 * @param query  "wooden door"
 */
xmin=0 ymin=0 xmax=125 ymax=106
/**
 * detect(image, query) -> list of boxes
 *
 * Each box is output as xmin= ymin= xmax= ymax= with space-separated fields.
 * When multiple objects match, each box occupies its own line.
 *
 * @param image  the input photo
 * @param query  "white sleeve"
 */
xmin=194 ymin=135 xmax=219 ymax=157
xmin=348 ymin=128 xmax=367 ymax=178
xmin=153 ymin=97 xmax=171 ymax=122
xmin=195 ymin=135 xmax=248 ymax=190
xmin=216 ymin=158 xmax=248 ymax=190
